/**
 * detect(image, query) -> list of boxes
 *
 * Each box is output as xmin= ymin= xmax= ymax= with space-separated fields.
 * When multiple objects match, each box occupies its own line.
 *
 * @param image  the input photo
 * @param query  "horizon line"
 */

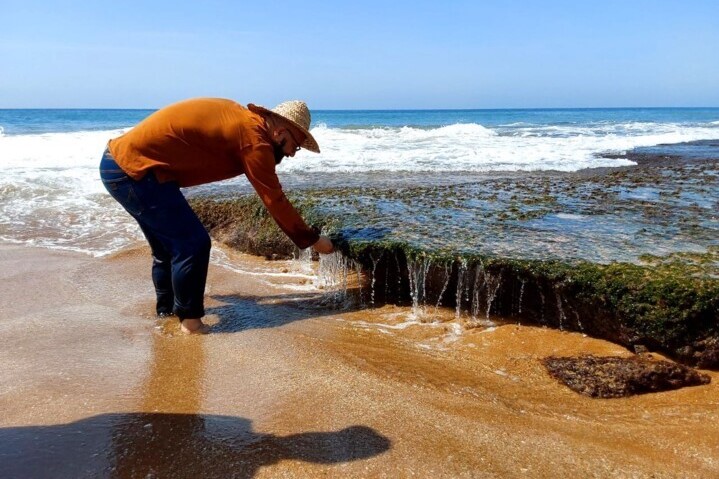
xmin=2 ymin=105 xmax=719 ymax=111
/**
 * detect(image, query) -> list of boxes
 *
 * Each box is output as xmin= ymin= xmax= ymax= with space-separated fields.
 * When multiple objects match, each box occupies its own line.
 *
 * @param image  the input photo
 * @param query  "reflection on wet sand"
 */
xmin=206 ymin=290 xmax=365 ymax=333
xmin=0 ymin=322 xmax=390 ymax=479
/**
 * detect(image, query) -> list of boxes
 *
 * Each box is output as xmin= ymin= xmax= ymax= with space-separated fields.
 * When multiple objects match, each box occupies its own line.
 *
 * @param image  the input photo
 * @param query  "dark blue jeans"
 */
xmin=100 ymin=148 xmax=210 ymax=319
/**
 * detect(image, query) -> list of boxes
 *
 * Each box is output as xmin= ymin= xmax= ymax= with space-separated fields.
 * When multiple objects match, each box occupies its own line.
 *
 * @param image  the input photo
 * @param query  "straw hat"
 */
xmin=248 ymin=100 xmax=320 ymax=153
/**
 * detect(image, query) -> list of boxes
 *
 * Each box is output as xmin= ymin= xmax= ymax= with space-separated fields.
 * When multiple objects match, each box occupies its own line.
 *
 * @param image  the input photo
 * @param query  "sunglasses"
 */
xmin=284 ymin=128 xmax=302 ymax=153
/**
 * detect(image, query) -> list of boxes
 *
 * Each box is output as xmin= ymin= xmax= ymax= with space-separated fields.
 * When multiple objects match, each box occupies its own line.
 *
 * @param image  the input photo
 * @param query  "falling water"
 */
xmin=434 ymin=264 xmax=452 ymax=312
xmin=469 ymin=263 xmax=484 ymax=319
xmin=407 ymin=256 xmax=432 ymax=313
xmin=316 ymin=251 xmax=352 ymax=306
xmin=394 ymin=253 xmax=403 ymax=298
xmin=369 ymin=252 xmax=382 ymax=306
xmin=485 ymin=272 xmax=503 ymax=319
xmin=455 ymin=259 xmax=468 ymax=318
xmin=309 ymin=248 xmax=563 ymax=333
xmin=295 ymin=247 xmax=314 ymax=274
xmin=573 ymin=305 xmax=584 ymax=332
xmin=555 ymin=289 xmax=566 ymax=330
xmin=538 ymin=284 xmax=547 ymax=325
xmin=354 ymin=261 xmax=364 ymax=307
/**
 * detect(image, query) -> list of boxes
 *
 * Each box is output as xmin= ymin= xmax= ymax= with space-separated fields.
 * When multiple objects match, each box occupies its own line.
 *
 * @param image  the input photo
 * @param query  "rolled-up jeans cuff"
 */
xmin=175 ymin=307 xmax=205 ymax=320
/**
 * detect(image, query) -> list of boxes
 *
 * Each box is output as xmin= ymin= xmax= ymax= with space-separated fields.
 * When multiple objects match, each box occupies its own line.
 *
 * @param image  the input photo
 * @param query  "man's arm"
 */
xmin=240 ymin=145 xmax=333 ymax=252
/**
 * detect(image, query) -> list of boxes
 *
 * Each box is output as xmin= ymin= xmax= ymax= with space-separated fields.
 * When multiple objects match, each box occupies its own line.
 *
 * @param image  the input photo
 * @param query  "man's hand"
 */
xmin=312 ymin=235 xmax=334 ymax=254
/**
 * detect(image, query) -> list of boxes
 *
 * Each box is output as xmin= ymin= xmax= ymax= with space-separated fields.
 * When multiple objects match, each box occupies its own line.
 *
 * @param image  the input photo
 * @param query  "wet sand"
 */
xmin=1 ymin=243 xmax=718 ymax=478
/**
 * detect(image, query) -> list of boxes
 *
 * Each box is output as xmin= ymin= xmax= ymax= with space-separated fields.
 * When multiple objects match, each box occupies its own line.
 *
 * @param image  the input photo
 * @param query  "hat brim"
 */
xmin=248 ymin=104 xmax=320 ymax=153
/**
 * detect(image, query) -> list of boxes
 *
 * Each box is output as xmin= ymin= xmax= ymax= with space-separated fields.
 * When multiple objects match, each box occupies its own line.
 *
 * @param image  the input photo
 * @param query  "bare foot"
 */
xmin=180 ymin=319 xmax=211 ymax=335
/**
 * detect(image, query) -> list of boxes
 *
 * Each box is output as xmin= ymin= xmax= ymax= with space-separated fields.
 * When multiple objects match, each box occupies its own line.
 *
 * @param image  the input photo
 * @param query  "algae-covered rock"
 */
xmin=186 ymin=149 xmax=719 ymax=368
xmin=190 ymin=194 xmax=336 ymax=259
xmin=543 ymin=355 xmax=711 ymax=398
xmin=190 ymin=196 xmax=304 ymax=259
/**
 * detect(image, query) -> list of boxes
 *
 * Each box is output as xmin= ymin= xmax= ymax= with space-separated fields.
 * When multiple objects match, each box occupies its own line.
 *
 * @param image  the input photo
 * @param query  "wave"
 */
xmin=0 ymin=128 xmax=128 ymax=169
xmin=1 ymin=121 xmax=717 ymax=173
xmin=1 ymin=122 xmax=717 ymax=174
xmin=279 ymin=121 xmax=719 ymax=173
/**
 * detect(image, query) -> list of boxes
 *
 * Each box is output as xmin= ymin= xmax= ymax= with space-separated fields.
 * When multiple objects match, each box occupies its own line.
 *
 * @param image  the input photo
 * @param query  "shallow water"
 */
xmin=285 ymin=154 xmax=719 ymax=263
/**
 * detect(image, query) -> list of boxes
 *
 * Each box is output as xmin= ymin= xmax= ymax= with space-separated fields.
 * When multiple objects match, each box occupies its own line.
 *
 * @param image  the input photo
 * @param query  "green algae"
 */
xmin=190 ymin=196 xmax=297 ymax=259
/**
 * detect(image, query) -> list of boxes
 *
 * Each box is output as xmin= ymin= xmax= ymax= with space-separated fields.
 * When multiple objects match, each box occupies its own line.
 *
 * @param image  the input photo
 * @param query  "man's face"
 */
xmin=273 ymin=123 xmax=305 ymax=164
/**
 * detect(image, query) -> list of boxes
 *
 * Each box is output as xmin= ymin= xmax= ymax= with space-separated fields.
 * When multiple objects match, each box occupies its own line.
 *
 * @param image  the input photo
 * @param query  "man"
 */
xmin=99 ymin=98 xmax=334 ymax=334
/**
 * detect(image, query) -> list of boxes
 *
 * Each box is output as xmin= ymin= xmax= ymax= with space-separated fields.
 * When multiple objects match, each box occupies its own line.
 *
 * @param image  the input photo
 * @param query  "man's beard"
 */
xmin=273 ymin=142 xmax=286 ymax=165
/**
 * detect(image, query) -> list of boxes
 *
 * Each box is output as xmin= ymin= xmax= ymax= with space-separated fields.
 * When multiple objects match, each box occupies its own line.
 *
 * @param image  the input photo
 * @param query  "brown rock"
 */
xmin=543 ymin=355 xmax=711 ymax=398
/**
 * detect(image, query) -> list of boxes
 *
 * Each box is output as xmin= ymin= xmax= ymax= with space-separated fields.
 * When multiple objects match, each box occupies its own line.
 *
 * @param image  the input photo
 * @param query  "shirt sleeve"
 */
xmin=240 ymin=144 xmax=320 ymax=249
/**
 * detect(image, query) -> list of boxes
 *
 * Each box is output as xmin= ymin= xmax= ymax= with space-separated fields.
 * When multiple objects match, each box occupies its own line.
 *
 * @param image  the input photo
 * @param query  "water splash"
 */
xmin=316 ymin=251 xmax=353 ymax=306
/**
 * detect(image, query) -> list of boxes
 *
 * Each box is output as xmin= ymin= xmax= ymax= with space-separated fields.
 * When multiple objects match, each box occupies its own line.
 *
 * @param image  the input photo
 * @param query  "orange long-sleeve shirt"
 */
xmin=108 ymin=98 xmax=319 ymax=249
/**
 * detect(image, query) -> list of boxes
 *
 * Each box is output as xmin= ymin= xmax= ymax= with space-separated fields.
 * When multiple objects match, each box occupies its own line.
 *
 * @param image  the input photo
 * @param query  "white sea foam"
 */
xmin=283 ymin=121 xmax=719 ymax=173
xmin=0 ymin=128 xmax=138 ymax=256
xmin=0 ymin=128 xmax=128 ymax=169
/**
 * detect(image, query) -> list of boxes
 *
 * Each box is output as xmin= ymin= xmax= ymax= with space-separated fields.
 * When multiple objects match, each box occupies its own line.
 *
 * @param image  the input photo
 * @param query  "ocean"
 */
xmin=1 ymin=107 xmax=718 ymax=256
xmin=3 ymin=107 xmax=719 ymax=477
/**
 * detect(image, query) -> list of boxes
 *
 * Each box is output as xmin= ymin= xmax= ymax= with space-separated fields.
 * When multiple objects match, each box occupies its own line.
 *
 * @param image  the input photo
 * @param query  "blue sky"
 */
xmin=1 ymin=0 xmax=718 ymax=109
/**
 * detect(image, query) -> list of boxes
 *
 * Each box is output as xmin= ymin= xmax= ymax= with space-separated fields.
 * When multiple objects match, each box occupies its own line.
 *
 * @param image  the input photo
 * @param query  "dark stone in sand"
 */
xmin=682 ymin=336 xmax=719 ymax=369
xmin=543 ymin=355 xmax=711 ymax=398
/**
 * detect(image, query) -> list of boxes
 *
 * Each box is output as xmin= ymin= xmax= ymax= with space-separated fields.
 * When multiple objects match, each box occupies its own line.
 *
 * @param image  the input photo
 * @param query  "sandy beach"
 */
xmin=3 ymin=0 xmax=719 ymax=475
xmin=0 ymin=242 xmax=717 ymax=478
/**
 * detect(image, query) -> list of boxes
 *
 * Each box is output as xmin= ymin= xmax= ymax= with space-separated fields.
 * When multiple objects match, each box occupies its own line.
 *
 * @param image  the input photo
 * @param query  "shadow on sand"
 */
xmin=0 ymin=412 xmax=391 ymax=478
xmin=206 ymin=288 xmax=373 ymax=333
